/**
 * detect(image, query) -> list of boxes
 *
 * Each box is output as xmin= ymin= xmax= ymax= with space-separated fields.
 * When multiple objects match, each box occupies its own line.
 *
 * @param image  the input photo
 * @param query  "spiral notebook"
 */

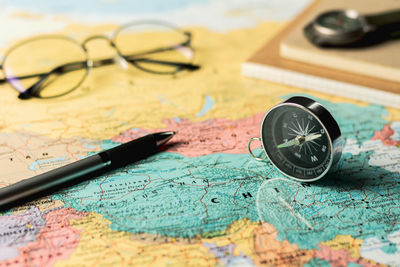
xmin=241 ymin=0 xmax=400 ymax=109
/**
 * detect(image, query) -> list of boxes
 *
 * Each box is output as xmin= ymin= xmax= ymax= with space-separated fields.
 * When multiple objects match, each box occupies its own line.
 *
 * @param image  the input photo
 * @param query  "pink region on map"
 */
xmin=112 ymin=114 xmax=265 ymax=157
xmin=315 ymin=244 xmax=378 ymax=267
xmin=0 ymin=208 xmax=87 ymax=267
xmin=372 ymin=125 xmax=400 ymax=146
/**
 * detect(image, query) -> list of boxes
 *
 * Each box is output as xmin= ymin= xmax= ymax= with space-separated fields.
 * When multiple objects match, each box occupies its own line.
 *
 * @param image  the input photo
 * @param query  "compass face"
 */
xmin=261 ymin=104 xmax=333 ymax=181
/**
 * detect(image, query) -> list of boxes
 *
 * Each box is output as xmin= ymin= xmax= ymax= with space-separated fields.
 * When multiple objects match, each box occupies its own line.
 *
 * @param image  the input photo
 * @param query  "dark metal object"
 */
xmin=304 ymin=9 xmax=400 ymax=47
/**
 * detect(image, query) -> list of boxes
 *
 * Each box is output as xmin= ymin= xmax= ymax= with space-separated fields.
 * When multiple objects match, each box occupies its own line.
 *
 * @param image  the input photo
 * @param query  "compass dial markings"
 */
xmin=305 ymin=120 xmax=310 ymax=135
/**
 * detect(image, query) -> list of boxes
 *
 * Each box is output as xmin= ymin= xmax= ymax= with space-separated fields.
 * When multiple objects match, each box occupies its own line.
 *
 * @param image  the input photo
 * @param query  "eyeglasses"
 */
xmin=0 ymin=20 xmax=200 ymax=100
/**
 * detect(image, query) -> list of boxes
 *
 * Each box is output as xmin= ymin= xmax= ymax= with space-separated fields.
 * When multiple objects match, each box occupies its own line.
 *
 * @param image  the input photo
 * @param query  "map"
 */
xmin=1 ymin=0 xmax=400 ymax=266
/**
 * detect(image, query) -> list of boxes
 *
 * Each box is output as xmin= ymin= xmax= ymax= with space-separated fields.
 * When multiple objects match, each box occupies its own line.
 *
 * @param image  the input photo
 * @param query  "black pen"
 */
xmin=0 ymin=131 xmax=175 ymax=211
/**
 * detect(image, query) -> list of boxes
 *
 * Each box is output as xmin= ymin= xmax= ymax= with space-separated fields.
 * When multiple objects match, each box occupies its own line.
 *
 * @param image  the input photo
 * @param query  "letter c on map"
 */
xmin=211 ymin=198 xmax=220 ymax=203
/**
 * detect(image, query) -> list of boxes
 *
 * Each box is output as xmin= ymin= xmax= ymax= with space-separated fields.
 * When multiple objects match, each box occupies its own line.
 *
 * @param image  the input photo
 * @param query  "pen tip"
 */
xmin=155 ymin=131 xmax=176 ymax=146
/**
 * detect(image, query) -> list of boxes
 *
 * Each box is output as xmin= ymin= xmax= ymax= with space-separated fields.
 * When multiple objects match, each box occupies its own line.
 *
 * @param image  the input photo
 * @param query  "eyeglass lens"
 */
xmin=113 ymin=22 xmax=194 ymax=74
xmin=3 ymin=37 xmax=88 ymax=98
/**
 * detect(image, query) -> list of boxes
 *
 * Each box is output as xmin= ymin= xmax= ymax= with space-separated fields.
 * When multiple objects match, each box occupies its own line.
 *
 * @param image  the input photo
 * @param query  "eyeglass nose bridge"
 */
xmin=81 ymin=34 xmax=123 ymax=71
xmin=82 ymin=35 xmax=114 ymax=47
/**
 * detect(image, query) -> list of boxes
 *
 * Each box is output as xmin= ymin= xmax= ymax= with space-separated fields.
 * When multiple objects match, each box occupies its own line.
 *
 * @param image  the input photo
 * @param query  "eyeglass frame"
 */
xmin=0 ymin=20 xmax=200 ymax=100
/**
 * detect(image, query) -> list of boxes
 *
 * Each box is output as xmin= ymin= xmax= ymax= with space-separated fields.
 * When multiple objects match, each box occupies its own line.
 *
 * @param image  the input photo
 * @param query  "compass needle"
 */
xmin=305 ymin=133 xmax=322 ymax=142
xmin=277 ymin=138 xmax=296 ymax=149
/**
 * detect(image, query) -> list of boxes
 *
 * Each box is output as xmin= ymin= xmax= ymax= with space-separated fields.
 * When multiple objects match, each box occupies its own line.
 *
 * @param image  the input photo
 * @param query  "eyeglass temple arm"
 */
xmin=92 ymin=56 xmax=200 ymax=71
xmin=0 ymin=61 xmax=86 ymax=84
xmin=114 ymin=43 xmax=200 ymax=70
xmin=0 ymin=65 xmax=5 ymax=84
xmin=124 ymin=57 xmax=200 ymax=70
xmin=18 ymin=61 xmax=87 ymax=99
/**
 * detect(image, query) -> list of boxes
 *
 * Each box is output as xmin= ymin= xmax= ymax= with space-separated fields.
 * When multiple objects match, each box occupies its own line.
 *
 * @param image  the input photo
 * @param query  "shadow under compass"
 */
xmin=315 ymin=150 xmax=399 ymax=190
xmin=256 ymin=150 xmax=400 ymax=250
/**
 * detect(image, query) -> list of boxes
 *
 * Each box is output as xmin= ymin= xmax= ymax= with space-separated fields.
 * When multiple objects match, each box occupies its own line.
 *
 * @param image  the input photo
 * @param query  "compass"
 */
xmin=304 ymin=9 xmax=400 ymax=47
xmin=248 ymin=96 xmax=342 ymax=182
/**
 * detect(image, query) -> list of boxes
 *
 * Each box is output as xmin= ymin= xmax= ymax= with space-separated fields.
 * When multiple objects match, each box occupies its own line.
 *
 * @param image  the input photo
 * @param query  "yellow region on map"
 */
xmin=321 ymin=235 xmax=363 ymax=258
xmin=0 ymin=21 xmax=367 ymax=142
xmin=57 ymin=212 xmax=216 ymax=267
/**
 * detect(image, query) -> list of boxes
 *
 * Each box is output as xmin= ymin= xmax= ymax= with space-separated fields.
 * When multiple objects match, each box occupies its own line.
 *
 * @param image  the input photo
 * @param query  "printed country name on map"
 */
xmin=258 ymin=251 xmax=310 ymax=265
xmin=319 ymin=199 xmax=398 ymax=208
xmin=282 ymin=223 xmax=396 ymax=241
xmin=0 ymin=226 xmax=37 ymax=237
xmin=10 ymin=199 xmax=55 ymax=213
xmin=102 ymin=176 xmax=256 ymax=188
xmin=308 ymin=214 xmax=399 ymax=226
xmin=91 ymin=186 xmax=255 ymax=204
xmin=373 ymin=152 xmax=400 ymax=160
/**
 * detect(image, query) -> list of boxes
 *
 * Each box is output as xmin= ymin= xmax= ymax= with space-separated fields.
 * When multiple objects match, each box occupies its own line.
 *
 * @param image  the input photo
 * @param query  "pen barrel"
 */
xmin=0 ymin=133 xmax=161 ymax=211
xmin=0 ymin=154 xmax=107 ymax=209
xmin=101 ymin=134 xmax=158 ymax=169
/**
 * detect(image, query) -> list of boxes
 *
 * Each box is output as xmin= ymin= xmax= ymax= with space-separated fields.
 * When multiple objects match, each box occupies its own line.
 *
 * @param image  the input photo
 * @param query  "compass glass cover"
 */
xmin=262 ymin=105 xmax=332 ymax=180
xmin=316 ymin=10 xmax=362 ymax=32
